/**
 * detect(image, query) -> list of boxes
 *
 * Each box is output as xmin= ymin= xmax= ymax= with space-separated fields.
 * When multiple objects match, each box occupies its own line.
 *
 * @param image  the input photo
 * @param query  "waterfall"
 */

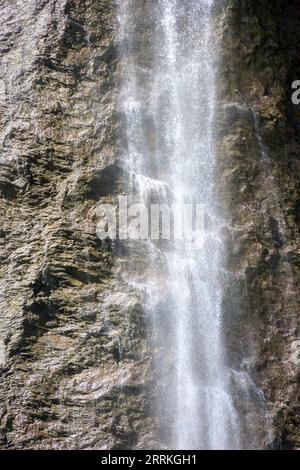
xmin=116 ymin=0 xmax=241 ymax=450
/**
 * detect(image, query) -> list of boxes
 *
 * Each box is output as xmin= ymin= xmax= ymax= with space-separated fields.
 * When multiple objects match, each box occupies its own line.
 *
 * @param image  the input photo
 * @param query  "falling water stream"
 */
xmin=117 ymin=0 xmax=241 ymax=449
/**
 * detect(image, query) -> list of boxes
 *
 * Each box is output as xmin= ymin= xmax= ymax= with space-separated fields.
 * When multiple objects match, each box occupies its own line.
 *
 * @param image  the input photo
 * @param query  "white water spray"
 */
xmin=117 ymin=0 xmax=241 ymax=449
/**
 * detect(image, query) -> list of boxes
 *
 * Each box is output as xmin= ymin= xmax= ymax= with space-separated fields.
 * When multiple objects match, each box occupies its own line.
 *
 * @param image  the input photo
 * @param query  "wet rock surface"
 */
xmin=216 ymin=0 xmax=300 ymax=449
xmin=0 ymin=0 xmax=153 ymax=449
xmin=0 ymin=0 xmax=299 ymax=450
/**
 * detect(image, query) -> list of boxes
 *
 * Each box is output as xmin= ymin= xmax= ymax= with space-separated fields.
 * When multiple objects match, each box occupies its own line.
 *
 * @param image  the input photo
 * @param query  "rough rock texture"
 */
xmin=0 ymin=0 xmax=153 ymax=449
xmin=216 ymin=0 xmax=300 ymax=449
xmin=0 ymin=0 xmax=299 ymax=450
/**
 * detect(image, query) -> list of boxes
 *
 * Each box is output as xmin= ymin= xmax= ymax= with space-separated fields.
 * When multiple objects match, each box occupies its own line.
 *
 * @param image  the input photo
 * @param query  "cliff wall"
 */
xmin=0 ymin=0 xmax=298 ymax=449
xmin=217 ymin=0 xmax=300 ymax=449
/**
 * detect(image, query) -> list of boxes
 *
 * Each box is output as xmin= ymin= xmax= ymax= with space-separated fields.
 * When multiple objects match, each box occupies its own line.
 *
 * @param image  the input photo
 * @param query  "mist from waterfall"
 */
xmin=116 ymin=0 xmax=241 ymax=449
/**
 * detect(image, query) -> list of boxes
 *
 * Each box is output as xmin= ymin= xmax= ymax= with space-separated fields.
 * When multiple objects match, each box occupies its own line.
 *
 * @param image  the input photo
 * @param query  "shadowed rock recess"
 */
xmin=0 ymin=0 xmax=299 ymax=449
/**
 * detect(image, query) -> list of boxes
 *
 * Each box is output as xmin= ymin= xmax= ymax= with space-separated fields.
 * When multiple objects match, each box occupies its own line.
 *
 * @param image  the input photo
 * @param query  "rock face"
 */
xmin=0 ymin=0 xmax=153 ymax=449
xmin=216 ymin=0 xmax=300 ymax=449
xmin=0 ymin=0 xmax=299 ymax=449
